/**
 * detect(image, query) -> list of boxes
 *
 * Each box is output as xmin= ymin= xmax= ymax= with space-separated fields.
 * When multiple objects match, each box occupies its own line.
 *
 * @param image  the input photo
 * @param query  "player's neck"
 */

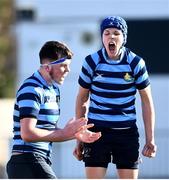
xmin=38 ymin=68 xmax=53 ymax=85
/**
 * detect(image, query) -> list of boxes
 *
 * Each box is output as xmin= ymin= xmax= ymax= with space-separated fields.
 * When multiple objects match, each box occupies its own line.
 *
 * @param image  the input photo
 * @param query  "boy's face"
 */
xmin=49 ymin=59 xmax=71 ymax=84
xmin=102 ymin=27 xmax=124 ymax=59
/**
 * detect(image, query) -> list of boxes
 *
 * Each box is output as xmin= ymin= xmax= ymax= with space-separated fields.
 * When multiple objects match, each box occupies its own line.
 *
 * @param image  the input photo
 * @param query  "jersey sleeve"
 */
xmin=16 ymin=85 xmax=41 ymax=119
xmin=133 ymin=58 xmax=150 ymax=90
xmin=78 ymin=55 xmax=96 ymax=89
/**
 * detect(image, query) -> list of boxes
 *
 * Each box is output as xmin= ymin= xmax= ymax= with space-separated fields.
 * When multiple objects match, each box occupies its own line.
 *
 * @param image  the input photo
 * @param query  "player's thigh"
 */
xmin=117 ymin=169 xmax=139 ymax=179
xmin=85 ymin=167 xmax=107 ymax=179
xmin=34 ymin=161 xmax=56 ymax=178
xmin=32 ymin=153 xmax=56 ymax=179
xmin=83 ymin=131 xmax=111 ymax=166
xmin=6 ymin=159 xmax=34 ymax=178
xmin=112 ymin=127 xmax=140 ymax=168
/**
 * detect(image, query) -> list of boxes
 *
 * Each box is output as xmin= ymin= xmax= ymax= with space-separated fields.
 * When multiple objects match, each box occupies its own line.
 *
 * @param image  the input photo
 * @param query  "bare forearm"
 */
xmin=75 ymin=89 xmax=89 ymax=119
xmin=141 ymin=92 xmax=157 ymax=158
xmin=140 ymin=86 xmax=155 ymax=143
xmin=75 ymin=98 xmax=87 ymax=144
xmin=21 ymin=127 xmax=73 ymax=142
xmin=76 ymin=101 xmax=88 ymax=119
xmin=75 ymin=87 xmax=89 ymax=145
xmin=142 ymin=101 xmax=155 ymax=142
xmin=21 ymin=116 xmax=89 ymax=143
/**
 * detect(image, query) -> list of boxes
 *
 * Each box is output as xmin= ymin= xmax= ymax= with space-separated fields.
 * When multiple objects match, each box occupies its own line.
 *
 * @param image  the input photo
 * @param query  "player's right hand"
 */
xmin=75 ymin=124 xmax=102 ymax=143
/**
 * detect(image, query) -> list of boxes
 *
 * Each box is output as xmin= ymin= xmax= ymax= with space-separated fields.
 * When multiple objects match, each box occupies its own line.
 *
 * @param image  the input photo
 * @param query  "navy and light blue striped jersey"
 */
xmin=12 ymin=71 xmax=60 ymax=159
xmin=78 ymin=47 xmax=150 ymax=128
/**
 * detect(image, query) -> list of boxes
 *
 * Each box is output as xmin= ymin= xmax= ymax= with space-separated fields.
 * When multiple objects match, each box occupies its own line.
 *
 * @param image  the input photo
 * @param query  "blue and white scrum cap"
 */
xmin=100 ymin=16 xmax=128 ymax=45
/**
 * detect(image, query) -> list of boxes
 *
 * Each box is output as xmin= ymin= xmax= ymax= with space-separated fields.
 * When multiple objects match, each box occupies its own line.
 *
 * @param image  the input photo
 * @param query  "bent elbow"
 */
xmin=21 ymin=132 xmax=34 ymax=142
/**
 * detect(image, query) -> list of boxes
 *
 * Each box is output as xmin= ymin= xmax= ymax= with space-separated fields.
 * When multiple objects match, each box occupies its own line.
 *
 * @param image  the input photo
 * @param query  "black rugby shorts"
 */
xmin=83 ymin=125 xmax=140 ymax=169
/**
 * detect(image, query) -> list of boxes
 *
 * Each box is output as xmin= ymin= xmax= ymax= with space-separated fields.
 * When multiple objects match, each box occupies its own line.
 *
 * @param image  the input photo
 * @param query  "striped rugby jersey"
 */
xmin=78 ymin=47 xmax=150 ymax=128
xmin=12 ymin=71 xmax=60 ymax=159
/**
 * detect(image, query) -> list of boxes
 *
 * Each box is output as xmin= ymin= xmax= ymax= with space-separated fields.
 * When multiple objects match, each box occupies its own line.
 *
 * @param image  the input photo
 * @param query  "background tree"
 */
xmin=0 ymin=0 xmax=16 ymax=98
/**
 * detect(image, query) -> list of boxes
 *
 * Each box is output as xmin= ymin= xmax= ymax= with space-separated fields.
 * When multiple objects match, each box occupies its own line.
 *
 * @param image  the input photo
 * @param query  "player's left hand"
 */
xmin=75 ymin=124 xmax=101 ymax=143
xmin=142 ymin=142 xmax=157 ymax=158
xmin=73 ymin=141 xmax=84 ymax=161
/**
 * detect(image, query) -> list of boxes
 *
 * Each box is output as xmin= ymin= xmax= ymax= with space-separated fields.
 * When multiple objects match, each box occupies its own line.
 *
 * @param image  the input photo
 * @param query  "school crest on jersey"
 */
xmin=124 ymin=73 xmax=134 ymax=82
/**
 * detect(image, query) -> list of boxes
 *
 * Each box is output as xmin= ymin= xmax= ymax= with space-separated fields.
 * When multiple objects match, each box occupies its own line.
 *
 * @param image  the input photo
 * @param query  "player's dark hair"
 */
xmin=39 ymin=41 xmax=73 ymax=64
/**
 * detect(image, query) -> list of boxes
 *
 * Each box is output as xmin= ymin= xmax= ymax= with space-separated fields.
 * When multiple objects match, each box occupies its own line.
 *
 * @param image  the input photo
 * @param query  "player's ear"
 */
xmin=45 ymin=65 xmax=52 ymax=73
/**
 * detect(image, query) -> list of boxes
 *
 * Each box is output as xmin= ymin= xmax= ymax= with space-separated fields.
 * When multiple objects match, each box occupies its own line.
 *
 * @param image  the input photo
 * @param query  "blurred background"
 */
xmin=0 ymin=0 xmax=169 ymax=178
